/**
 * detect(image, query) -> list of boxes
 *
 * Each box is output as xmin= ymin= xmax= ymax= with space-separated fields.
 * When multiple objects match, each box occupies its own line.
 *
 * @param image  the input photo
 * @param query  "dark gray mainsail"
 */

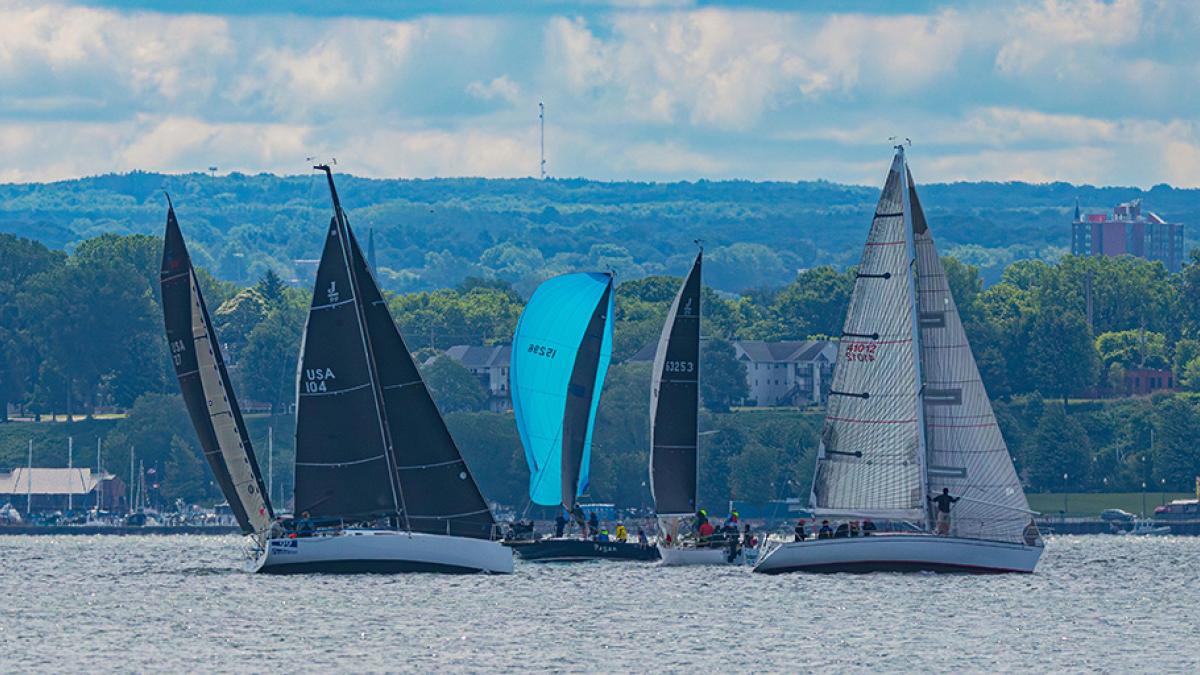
xmin=559 ymin=279 xmax=614 ymax=512
xmin=346 ymin=228 xmax=497 ymax=539
xmin=649 ymin=251 xmax=702 ymax=516
xmin=294 ymin=210 xmax=401 ymax=521
xmin=160 ymin=202 xmax=273 ymax=536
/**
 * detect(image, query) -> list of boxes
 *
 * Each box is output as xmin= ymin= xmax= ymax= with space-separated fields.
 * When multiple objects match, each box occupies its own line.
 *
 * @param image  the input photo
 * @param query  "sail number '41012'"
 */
xmin=843 ymin=343 xmax=878 ymax=362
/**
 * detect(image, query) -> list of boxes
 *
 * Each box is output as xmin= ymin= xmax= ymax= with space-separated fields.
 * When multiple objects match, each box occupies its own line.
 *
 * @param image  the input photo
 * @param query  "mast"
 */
xmin=26 ymin=439 xmax=32 ymax=516
xmin=898 ymin=145 xmax=932 ymax=531
xmin=68 ymin=436 xmax=73 ymax=512
xmin=96 ymin=437 xmax=102 ymax=511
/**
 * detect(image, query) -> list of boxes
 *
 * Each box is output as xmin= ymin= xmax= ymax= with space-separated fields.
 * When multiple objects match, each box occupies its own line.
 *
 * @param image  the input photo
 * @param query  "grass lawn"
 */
xmin=1027 ymin=492 xmax=1194 ymax=518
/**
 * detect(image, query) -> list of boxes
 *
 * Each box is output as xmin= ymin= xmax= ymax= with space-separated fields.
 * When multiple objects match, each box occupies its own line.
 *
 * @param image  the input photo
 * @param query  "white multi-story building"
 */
xmin=628 ymin=339 xmax=837 ymax=408
xmin=733 ymin=340 xmax=837 ymax=407
xmin=440 ymin=344 xmax=512 ymax=412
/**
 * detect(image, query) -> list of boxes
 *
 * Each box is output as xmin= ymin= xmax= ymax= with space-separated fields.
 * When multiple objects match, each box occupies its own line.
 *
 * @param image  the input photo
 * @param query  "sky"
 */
xmin=1 ymin=0 xmax=1199 ymax=186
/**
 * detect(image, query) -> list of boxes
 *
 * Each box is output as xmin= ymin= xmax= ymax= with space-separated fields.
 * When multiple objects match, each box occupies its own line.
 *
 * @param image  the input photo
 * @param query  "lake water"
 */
xmin=0 ymin=534 xmax=1195 ymax=672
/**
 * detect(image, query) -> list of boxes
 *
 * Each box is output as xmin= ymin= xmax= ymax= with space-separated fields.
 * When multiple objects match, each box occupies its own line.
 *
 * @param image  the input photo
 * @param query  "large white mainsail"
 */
xmin=809 ymin=151 xmax=927 ymax=522
xmin=909 ymin=170 xmax=1033 ymax=543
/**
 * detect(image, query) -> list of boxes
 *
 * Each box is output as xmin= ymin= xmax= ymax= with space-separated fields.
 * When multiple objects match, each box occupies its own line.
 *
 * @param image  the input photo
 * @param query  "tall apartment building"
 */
xmin=1071 ymin=198 xmax=1185 ymax=272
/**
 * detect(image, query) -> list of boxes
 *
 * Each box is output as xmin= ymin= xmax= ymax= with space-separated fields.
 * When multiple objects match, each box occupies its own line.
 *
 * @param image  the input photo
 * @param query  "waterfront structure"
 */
xmin=0 ymin=468 xmax=123 ymax=512
xmin=1071 ymin=199 xmax=1185 ymax=272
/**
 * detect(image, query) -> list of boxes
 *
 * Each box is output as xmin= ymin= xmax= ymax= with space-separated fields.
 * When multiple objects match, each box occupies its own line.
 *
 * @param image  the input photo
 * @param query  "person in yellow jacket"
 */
xmin=615 ymin=523 xmax=628 ymax=543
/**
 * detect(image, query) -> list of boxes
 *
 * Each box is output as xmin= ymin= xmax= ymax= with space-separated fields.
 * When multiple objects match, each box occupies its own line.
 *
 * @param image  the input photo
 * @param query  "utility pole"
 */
xmin=68 ymin=436 xmax=73 ymax=512
xmin=129 ymin=446 xmax=135 ymax=515
xmin=96 ymin=437 xmax=102 ymax=511
xmin=26 ymin=439 xmax=33 ymax=516
xmin=539 ymin=101 xmax=546 ymax=180
xmin=268 ymin=425 xmax=274 ymax=505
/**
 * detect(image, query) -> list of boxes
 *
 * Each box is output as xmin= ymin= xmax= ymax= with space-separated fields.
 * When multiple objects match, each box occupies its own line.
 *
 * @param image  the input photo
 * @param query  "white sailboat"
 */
xmin=755 ymin=147 xmax=1044 ymax=574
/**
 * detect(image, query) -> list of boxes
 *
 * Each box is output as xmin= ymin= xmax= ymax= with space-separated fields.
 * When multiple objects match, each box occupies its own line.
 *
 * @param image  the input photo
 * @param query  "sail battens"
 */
xmin=381 ymin=380 xmax=421 ymax=390
xmin=654 ymin=443 xmax=698 ymax=449
xmin=298 ymin=382 xmax=373 ymax=398
xmin=160 ymin=269 xmax=190 ymax=283
xmin=825 ymin=415 xmax=918 ymax=425
xmin=841 ymin=338 xmax=912 ymax=345
xmin=864 ymin=239 xmax=906 ymax=247
xmin=296 ymin=454 xmax=389 ymax=468
xmin=310 ymin=297 xmax=356 ymax=311
xmin=395 ymin=458 xmax=465 ymax=470
xmin=927 ymin=421 xmax=999 ymax=429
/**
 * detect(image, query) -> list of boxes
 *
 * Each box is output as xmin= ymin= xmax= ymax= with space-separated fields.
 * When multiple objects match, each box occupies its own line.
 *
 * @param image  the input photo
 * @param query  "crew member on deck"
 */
xmin=296 ymin=511 xmax=314 ymax=537
xmin=637 ymin=528 xmax=649 ymax=546
xmin=615 ymin=523 xmax=628 ymax=543
xmin=555 ymin=511 xmax=568 ymax=538
xmin=818 ymin=520 xmax=833 ymax=539
xmin=588 ymin=511 xmax=600 ymax=538
xmin=862 ymin=518 xmax=877 ymax=536
xmin=794 ymin=519 xmax=807 ymax=542
xmin=929 ymin=488 xmax=961 ymax=535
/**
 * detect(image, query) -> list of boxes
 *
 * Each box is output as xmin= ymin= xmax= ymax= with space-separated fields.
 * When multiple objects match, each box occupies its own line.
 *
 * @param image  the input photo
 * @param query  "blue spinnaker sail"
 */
xmin=511 ymin=273 xmax=614 ymax=508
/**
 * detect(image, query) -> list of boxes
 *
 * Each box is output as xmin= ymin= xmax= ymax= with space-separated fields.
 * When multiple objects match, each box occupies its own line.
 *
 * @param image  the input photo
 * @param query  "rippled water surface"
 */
xmin=0 ymin=535 xmax=1196 ymax=672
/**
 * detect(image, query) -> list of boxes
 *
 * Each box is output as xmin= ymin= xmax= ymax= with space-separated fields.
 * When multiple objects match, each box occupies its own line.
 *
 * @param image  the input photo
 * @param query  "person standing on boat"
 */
xmin=861 ymin=519 xmax=877 ymax=536
xmin=296 ymin=511 xmax=314 ymax=538
xmin=818 ymin=520 xmax=833 ymax=539
xmin=588 ymin=510 xmax=600 ymax=539
xmin=637 ymin=528 xmax=649 ymax=546
xmin=929 ymin=488 xmax=961 ymax=535
xmin=615 ymin=522 xmax=628 ymax=543
xmin=555 ymin=510 xmax=568 ymax=538
xmin=794 ymin=519 xmax=807 ymax=542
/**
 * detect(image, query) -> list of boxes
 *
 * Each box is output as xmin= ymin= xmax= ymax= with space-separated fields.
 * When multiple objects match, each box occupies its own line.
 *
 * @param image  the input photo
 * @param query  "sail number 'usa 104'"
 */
xmin=303 ymin=367 xmax=336 ymax=393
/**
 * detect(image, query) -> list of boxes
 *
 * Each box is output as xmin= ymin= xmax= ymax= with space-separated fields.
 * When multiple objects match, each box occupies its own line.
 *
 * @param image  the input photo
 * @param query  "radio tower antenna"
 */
xmin=539 ymin=101 xmax=546 ymax=180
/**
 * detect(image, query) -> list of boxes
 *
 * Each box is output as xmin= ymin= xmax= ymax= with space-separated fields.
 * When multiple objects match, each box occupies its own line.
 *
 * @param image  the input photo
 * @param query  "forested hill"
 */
xmin=1 ymin=171 xmax=1198 ymax=292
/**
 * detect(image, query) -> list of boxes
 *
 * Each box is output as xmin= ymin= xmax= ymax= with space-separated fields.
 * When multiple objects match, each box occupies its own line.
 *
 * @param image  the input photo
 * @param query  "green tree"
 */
xmin=707 ymin=243 xmax=790 ymax=293
xmin=0 ymin=235 xmax=65 ymax=420
xmin=1026 ymin=310 xmax=1098 ymax=408
xmin=161 ymin=434 xmax=211 ymax=503
xmin=420 ymin=356 xmax=489 ymax=413
xmin=1153 ymin=396 xmax=1200 ymax=490
xmin=1096 ymin=330 xmax=1169 ymax=369
xmin=727 ymin=441 xmax=781 ymax=501
xmin=700 ymin=338 xmax=748 ymax=412
xmin=213 ymin=288 xmax=268 ymax=356
xmin=106 ymin=394 xmax=198 ymax=481
xmin=239 ymin=298 xmax=306 ymax=410
xmin=255 ymin=269 xmax=286 ymax=307
xmin=1026 ymin=406 xmax=1092 ymax=492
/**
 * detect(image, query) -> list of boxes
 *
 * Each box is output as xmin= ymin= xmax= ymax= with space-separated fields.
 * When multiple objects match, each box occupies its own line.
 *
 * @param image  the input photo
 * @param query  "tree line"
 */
xmin=2 ymin=230 xmax=1199 ymax=507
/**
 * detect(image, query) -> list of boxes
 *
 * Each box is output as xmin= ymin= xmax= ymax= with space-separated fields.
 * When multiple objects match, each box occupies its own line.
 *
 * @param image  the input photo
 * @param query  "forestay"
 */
xmin=910 ymin=171 xmax=1032 ymax=543
xmin=511 ymin=273 xmax=614 ymax=510
xmin=160 ymin=204 xmax=273 ymax=537
xmin=810 ymin=153 xmax=927 ymax=522
xmin=650 ymin=251 xmax=702 ymax=517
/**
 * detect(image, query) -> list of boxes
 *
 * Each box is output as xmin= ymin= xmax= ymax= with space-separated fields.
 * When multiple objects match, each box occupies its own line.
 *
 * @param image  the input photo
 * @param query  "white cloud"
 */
xmin=0 ymin=1 xmax=1197 ymax=186
xmin=466 ymin=75 xmax=521 ymax=104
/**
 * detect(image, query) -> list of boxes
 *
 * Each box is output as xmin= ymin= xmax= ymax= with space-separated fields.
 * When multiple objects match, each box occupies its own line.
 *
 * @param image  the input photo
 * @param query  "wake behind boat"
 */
xmin=754 ymin=147 xmax=1043 ymax=575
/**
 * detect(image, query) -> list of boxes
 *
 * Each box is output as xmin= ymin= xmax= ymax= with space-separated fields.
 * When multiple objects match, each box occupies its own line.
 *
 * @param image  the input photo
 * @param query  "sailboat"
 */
xmin=754 ymin=147 xmax=1044 ymax=574
xmin=506 ymin=273 xmax=658 ymax=562
xmin=649 ymin=250 xmax=736 ymax=565
xmin=160 ymin=198 xmax=274 ymax=546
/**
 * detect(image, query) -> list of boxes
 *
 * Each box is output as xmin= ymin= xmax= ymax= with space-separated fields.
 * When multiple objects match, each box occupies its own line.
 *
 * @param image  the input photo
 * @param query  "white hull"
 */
xmin=253 ymin=529 xmax=513 ymax=574
xmin=658 ymin=545 xmax=740 ymax=566
xmin=753 ymin=533 xmax=1042 ymax=574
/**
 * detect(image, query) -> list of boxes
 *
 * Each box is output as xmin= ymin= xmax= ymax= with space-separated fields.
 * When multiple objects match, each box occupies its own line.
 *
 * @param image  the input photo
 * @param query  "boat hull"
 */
xmin=254 ymin=529 xmax=514 ymax=574
xmin=658 ymin=544 xmax=742 ymax=566
xmin=753 ymin=534 xmax=1043 ymax=574
xmin=507 ymin=538 xmax=660 ymax=562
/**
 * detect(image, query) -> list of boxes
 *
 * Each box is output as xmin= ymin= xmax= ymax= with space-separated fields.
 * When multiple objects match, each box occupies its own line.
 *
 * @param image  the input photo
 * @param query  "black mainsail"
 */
xmin=160 ymin=201 xmax=273 ymax=536
xmin=294 ymin=206 xmax=400 ymax=521
xmin=649 ymin=251 xmax=702 ymax=516
xmin=559 ymin=279 xmax=614 ymax=512
xmin=346 ymin=228 xmax=497 ymax=539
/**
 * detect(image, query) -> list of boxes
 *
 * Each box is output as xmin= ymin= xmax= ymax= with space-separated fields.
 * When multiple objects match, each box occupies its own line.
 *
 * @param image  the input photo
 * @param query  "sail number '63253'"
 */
xmin=169 ymin=339 xmax=187 ymax=366
xmin=303 ymin=367 xmax=336 ymax=393
xmin=664 ymin=360 xmax=694 ymax=373
xmin=527 ymin=343 xmax=557 ymax=359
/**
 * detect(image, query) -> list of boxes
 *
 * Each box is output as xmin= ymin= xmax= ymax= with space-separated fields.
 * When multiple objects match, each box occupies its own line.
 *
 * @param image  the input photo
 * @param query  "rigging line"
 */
xmin=406 ymin=507 xmax=493 ymax=519
xmin=297 ymin=382 xmax=373 ymax=397
xmin=310 ymin=297 xmax=356 ymax=311
xmin=395 ymin=458 xmax=465 ymax=470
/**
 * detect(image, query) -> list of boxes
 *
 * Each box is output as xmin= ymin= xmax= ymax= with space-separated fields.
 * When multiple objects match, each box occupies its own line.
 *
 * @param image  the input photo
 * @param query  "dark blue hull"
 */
xmin=507 ymin=538 xmax=661 ymax=562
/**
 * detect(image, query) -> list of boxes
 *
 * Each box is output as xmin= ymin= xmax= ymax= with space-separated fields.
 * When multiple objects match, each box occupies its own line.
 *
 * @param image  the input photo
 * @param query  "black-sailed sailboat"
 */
xmin=160 ymin=199 xmax=274 ymax=546
xmin=250 ymin=165 xmax=511 ymax=574
xmin=649 ymin=250 xmax=737 ymax=564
